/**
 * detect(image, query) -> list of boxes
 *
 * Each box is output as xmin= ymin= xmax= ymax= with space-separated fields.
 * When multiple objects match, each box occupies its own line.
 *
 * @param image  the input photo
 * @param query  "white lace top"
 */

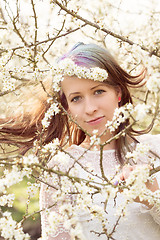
xmin=40 ymin=134 xmax=160 ymax=240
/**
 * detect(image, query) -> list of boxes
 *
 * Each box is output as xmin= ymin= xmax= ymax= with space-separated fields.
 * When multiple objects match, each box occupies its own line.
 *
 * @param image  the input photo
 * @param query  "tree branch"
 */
xmin=51 ymin=0 xmax=160 ymax=58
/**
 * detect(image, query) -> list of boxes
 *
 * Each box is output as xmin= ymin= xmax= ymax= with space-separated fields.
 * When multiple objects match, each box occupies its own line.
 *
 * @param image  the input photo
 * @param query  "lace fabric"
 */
xmin=40 ymin=157 xmax=73 ymax=240
xmin=40 ymin=134 xmax=160 ymax=239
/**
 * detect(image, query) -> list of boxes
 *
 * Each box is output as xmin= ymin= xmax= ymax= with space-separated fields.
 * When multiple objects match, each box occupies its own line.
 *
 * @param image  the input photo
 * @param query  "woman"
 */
xmin=39 ymin=43 xmax=160 ymax=240
xmin=1 ymin=43 xmax=160 ymax=239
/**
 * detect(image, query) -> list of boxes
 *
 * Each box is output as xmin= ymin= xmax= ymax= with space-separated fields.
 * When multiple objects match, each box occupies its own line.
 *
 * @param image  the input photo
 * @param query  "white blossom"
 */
xmin=27 ymin=182 xmax=40 ymax=198
xmin=53 ymin=151 xmax=71 ymax=166
xmin=0 ymin=212 xmax=30 ymax=240
xmin=126 ymin=143 xmax=150 ymax=163
xmin=146 ymin=73 xmax=160 ymax=93
xmin=22 ymin=154 xmax=39 ymax=165
xmin=51 ymin=58 xmax=108 ymax=90
xmin=105 ymin=104 xmax=134 ymax=132
xmin=42 ymin=103 xmax=60 ymax=128
xmin=90 ymin=133 xmax=100 ymax=146
xmin=42 ymin=138 xmax=60 ymax=155
xmin=0 ymin=194 xmax=15 ymax=207
xmin=0 ymin=166 xmax=32 ymax=194
xmin=134 ymin=103 xmax=150 ymax=121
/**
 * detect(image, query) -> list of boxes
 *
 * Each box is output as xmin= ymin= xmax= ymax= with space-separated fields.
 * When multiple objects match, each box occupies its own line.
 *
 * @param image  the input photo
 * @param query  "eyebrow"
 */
xmin=90 ymin=83 xmax=107 ymax=90
xmin=69 ymin=92 xmax=81 ymax=97
xmin=68 ymin=83 xmax=107 ymax=97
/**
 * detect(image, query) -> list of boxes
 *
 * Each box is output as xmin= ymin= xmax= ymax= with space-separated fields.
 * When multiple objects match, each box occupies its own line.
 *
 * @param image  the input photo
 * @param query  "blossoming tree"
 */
xmin=0 ymin=0 xmax=160 ymax=239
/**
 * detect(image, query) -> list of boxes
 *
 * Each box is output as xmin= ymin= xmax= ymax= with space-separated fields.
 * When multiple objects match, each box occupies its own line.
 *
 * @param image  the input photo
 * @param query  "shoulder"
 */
xmin=136 ymin=133 xmax=160 ymax=156
xmin=137 ymin=133 xmax=160 ymax=144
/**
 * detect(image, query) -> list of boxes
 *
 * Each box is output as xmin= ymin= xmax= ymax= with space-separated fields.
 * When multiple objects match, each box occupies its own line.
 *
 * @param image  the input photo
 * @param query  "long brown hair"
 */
xmin=0 ymin=42 xmax=146 ymax=163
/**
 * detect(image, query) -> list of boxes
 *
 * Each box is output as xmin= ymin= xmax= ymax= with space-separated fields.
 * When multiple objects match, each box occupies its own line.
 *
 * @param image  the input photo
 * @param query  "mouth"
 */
xmin=86 ymin=116 xmax=105 ymax=126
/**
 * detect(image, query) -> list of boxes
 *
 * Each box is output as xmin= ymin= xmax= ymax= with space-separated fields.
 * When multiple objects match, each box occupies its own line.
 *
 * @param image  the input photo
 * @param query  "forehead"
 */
xmin=61 ymin=76 xmax=104 ymax=94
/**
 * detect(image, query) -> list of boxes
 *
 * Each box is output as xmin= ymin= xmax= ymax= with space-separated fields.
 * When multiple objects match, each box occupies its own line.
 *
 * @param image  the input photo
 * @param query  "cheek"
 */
xmin=110 ymin=95 xmax=119 ymax=108
xmin=68 ymin=105 xmax=78 ymax=118
xmin=68 ymin=106 xmax=83 ymax=122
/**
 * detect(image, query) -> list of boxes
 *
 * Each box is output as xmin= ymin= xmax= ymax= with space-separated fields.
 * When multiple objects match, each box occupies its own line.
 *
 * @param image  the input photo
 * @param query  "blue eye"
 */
xmin=71 ymin=96 xmax=81 ymax=102
xmin=95 ymin=89 xmax=105 ymax=95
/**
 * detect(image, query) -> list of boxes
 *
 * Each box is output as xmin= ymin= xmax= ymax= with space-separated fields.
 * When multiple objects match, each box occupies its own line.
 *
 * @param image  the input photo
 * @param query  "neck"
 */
xmin=80 ymin=135 xmax=116 ymax=151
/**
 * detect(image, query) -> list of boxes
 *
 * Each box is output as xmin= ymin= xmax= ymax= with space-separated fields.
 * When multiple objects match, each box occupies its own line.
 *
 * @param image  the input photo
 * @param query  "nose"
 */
xmin=84 ymin=97 xmax=97 ymax=115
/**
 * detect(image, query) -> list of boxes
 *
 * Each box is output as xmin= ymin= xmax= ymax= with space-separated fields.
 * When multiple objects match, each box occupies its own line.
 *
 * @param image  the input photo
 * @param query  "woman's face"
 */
xmin=61 ymin=76 xmax=121 ymax=141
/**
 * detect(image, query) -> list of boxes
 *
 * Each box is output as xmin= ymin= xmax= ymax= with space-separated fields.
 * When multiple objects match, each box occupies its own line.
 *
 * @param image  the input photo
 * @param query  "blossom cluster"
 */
xmin=42 ymin=102 xmax=60 ymax=128
xmin=0 ymin=212 xmax=30 ymax=240
xmin=116 ymin=165 xmax=151 ymax=216
xmin=134 ymin=103 xmax=150 ymax=121
xmin=0 ymin=193 xmax=15 ymax=207
xmin=126 ymin=143 xmax=150 ymax=163
xmin=51 ymin=58 xmax=108 ymax=92
xmin=146 ymin=73 xmax=160 ymax=93
xmin=43 ymin=180 xmax=83 ymax=238
xmin=0 ymin=64 xmax=16 ymax=92
xmin=0 ymin=166 xmax=32 ymax=194
xmin=124 ymin=164 xmax=150 ymax=187
xmin=46 ymin=179 xmax=103 ymax=239
xmin=42 ymin=138 xmax=60 ymax=155
xmin=52 ymin=151 xmax=72 ymax=167
xmin=2 ymin=78 xmax=16 ymax=92
xmin=105 ymin=103 xmax=134 ymax=132
xmin=89 ymin=130 xmax=100 ymax=148
xmin=47 ymin=205 xmax=86 ymax=240
xmin=27 ymin=182 xmax=40 ymax=198
xmin=45 ymin=172 xmax=119 ymax=239
xmin=22 ymin=154 xmax=39 ymax=165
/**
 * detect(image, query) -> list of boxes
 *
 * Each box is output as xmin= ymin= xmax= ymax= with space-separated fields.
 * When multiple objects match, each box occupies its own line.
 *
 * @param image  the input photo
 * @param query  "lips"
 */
xmin=86 ymin=116 xmax=104 ymax=125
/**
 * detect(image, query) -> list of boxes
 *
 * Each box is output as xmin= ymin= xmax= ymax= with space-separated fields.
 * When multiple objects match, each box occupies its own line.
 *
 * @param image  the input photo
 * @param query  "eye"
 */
xmin=71 ymin=96 xmax=81 ymax=102
xmin=94 ymin=89 xmax=105 ymax=95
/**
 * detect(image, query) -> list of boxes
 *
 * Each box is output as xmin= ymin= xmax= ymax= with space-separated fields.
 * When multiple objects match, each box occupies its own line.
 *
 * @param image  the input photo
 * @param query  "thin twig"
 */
xmin=51 ymin=0 xmax=160 ymax=58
